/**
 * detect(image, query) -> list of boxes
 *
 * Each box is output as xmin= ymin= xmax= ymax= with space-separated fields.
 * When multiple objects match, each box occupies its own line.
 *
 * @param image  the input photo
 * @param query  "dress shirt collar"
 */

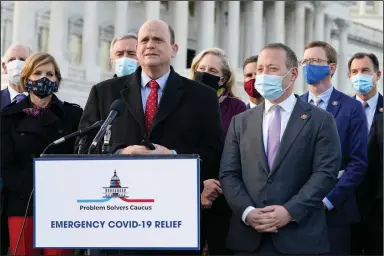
xmin=141 ymin=69 xmax=170 ymax=91
xmin=356 ymin=92 xmax=379 ymax=109
xmin=8 ymin=85 xmax=27 ymax=102
xmin=249 ymin=101 xmax=257 ymax=109
xmin=265 ymin=93 xmax=296 ymax=114
xmin=308 ymin=85 xmax=334 ymax=105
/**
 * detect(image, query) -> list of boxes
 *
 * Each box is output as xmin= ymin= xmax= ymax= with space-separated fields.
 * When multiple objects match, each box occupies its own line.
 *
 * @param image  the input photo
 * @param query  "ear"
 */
xmin=2 ymin=62 xmax=7 ymax=74
xmin=171 ymin=44 xmax=179 ymax=59
xmin=329 ymin=63 xmax=337 ymax=77
xmin=376 ymin=70 xmax=382 ymax=81
xmin=291 ymin=67 xmax=299 ymax=82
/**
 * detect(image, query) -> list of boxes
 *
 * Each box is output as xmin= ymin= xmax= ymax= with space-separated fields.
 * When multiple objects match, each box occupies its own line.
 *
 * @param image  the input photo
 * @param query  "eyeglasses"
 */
xmin=300 ymin=58 xmax=329 ymax=66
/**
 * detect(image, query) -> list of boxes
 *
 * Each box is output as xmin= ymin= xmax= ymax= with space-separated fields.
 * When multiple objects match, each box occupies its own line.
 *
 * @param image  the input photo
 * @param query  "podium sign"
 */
xmin=34 ymin=155 xmax=200 ymax=250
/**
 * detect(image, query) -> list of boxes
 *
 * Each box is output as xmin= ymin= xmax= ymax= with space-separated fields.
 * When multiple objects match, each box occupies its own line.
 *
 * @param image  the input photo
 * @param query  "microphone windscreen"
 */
xmin=109 ymin=99 xmax=127 ymax=117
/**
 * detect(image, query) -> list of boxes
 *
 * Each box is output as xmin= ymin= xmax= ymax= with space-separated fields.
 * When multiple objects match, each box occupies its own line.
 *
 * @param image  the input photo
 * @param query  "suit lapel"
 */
xmin=250 ymin=103 xmax=270 ymax=174
xmin=375 ymin=93 xmax=383 ymax=115
xmin=326 ymin=88 xmax=342 ymax=118
xmin=120 ymin=69 xmax=146 ymax=134
xmin=151 ymin=70 xmax=185 ymax=131
xmin=269 ymin=96 xmax=312 ymax=177
xmin=300 ymin=91 xmax=309 ymax=103
xmin=1 ymin=89 xmax=10 ymax=109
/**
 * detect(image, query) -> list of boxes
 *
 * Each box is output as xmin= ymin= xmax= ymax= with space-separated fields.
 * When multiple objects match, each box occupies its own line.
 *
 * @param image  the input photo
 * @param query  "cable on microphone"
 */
xmin=13 ymin=189 xmax=33 ymax=256
xmin=88 ymin=99 xmax=126 ymax=154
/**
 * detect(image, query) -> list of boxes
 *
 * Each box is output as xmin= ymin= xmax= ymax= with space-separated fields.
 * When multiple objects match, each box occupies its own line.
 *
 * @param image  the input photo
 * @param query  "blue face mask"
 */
xmin=351 ymin=74 xmax=374 ymax=95
xmin=26 ymin=77 xmax=58 ymax=99
xmin=254 ymin=71 xmax=292 ymax=101
xmin=303 ymin=64 xmax=330 ymax=84
xmin=115 ymin=57 xmax=138 ymax=77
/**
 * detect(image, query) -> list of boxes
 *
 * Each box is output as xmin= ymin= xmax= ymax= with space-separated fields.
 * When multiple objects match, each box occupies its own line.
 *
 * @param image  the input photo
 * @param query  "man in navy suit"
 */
xmin=348 ymin=53 xmax=383 ymax=255
xmin=300 ymin=41 xmax=368 ymax=255
xmin=1 ymin=43 xmax=31 ymax=110
xmin=348 ymin=52 xmax=383 ymax=131
xmin=0 ymin=43 xmax=31 ymax=255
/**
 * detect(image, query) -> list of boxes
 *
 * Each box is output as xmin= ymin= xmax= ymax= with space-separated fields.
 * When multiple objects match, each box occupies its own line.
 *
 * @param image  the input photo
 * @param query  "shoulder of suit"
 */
xmin=93 ymin=75 xmax=128 ymax=91
xmin=63 ymin=101 xmax=83 ymax=112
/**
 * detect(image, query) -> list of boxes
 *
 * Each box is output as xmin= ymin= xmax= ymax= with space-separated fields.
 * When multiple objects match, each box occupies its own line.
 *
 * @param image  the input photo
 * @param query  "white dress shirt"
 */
xmin=140 ymin=70 xmax=170 ymax=112
xmin=8 ymin=85 xmax=28 ymax=102
xmin=355 ymin=92 xmax=378 ymax=132
xmin=242 ymin=93 xmax=297 ymax=224
xmin=249 ymin=101 xmax=257 ymax=109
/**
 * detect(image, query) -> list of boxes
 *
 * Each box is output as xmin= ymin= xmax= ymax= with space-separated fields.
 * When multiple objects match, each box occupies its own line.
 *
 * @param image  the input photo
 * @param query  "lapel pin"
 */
xmin=332 ymin=101 xmax=338 ymax=106
xmin=301 ymin=114 xmax=308 ymax=120
xmin=380 ymin=108 xmax=383 ymax=113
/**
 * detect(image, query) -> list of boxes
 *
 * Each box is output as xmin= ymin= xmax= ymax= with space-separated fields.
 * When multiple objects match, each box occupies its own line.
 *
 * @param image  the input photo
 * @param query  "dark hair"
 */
xmin=305 ymin=41 xmax=337 ymax=64
xmin=243 ymin=55 xmax=258 ymax=70
xmin=348 ymin=52 xmax=380 ymax=72
xmin=168 ymin=24 xmax=175 ymax=44
xmin=262 ymin=43 xmax=298 ymax=69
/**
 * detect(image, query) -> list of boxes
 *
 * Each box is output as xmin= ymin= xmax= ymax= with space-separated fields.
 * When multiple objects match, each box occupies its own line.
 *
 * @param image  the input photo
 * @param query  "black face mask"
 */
xmin=194 ymin=71 xmax=221 ymax=91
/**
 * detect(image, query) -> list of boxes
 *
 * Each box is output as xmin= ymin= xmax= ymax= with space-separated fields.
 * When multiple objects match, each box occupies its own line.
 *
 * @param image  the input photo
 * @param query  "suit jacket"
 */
xmin=1 ymin=88 xmax=11 ymax=110
xmin=1 ymin=95 xmax=83 ymax=216
xmin=354 ymin=93 xmax=383 ymax=129
xmin=301 ymin=88 xmax=368 ymax=225
xmin=356 ymin=113 xmax=383 ymax=231
xmin=78 ymin=66 xmax=224 ymax=189
xmin=219 ymin=95 xmax=341 ymax=254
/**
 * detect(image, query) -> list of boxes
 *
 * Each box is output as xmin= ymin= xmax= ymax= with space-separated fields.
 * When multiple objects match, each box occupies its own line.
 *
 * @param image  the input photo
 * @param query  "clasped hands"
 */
xmin=119 ymin=144 xmax=173 ymax=155
xmin=246 ymin=206 xmax=293 ymax=233
xmin=201 ymin=179 xmax=222 ymax=209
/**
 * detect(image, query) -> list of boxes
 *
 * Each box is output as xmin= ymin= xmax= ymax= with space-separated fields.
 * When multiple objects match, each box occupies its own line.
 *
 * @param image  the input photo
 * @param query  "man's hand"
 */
xmin=246 ymin=208 xmax=277 ymax=233
xmin=119 ymin=144 xmax=173 ymax=155
xmin=255 ymin=205 xmax=293 ymax=231
xmin=201 ymin=193 xmax=213 ymax=209
xmin=203 ymin=179 xmax=222 ymax=201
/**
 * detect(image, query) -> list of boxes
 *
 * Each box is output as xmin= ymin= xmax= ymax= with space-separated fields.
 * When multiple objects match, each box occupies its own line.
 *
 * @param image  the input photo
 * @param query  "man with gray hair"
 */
xmin=109 ymin=32 xmax=138 ymax=77
xmin=0 ymin=42 xmax=32 ymax=256
xmin=1 ymin=43 xmax=32 ymax=110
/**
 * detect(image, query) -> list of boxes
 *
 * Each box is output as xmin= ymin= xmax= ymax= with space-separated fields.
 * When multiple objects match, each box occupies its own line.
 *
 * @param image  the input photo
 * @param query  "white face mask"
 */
xmin=5 ymin=60 xmax=25 ymax=85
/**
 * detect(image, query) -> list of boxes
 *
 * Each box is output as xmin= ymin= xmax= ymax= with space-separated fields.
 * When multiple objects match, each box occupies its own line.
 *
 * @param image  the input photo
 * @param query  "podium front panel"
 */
xmin=33 ymin=155 xmax=200 ymax=250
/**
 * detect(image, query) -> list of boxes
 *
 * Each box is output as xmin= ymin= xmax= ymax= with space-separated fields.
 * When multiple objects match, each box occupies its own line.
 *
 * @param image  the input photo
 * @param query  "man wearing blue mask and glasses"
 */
xmin=220 ymin=43 xmax=341 ymax=255
xmin=348 ymin=52 xmax=382 ymax=132
xmin=109 ymin=32 xmax=138 ymax=77
xmin=300 ymin=41 xmax=368 ymax=255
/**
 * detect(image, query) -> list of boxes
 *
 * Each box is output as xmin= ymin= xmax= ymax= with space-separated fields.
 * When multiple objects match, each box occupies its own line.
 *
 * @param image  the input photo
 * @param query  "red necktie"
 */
xmin=145 ymin=80 xmax=159 ymax=133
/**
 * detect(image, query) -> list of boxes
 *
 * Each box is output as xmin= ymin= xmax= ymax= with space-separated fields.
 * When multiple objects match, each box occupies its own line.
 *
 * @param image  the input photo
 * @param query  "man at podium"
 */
xmin=78 ymin=19 xmax=224 ymax=254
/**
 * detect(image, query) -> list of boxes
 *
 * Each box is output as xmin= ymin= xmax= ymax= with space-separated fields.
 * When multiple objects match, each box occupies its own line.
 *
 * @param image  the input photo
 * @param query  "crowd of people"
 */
xmin=0 ymin=19 xmax=382 ymax=256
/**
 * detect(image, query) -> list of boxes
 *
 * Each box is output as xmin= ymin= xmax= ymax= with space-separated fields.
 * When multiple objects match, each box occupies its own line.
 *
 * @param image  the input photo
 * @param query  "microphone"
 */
xmin=40 ymin=120 xmax=104 ymax=156
xmin=102 ymin=125 xmax=112 ymax=154
xmin=77 ymin=136 xmax=89 ymax=154
xmin=88 ymin=99 xmax=127 ymax=154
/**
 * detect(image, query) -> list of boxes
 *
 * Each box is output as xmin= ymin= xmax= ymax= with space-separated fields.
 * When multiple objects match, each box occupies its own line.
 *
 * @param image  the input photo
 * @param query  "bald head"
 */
xmin=3 ymin=43 xmax=32 ymax=62
xmin=138 ymin=20 xmax=175 ymax=44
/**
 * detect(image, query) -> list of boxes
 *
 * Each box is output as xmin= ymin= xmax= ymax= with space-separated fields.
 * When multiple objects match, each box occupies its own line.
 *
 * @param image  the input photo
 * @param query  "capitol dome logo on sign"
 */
xmin=76 ymin=170 xmax=155 ymax=204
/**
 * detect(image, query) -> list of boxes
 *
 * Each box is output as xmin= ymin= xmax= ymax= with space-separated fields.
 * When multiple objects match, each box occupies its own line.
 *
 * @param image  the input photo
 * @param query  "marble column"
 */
xmin=197 ymin=1 xmax=215 ymax=53
xmin=379 ymin=1 xmax=383 ymax=16
xmin=115 ymin=2 xmax=129 ymax=35
xmin=324 ymin=15 xmax=334 ymax=43
xmin=248 ymin=1 xmax=263 ymax=56
xmin=314 ymin=2 xmax=326 ymax=41
xmin=48 ymin=2 xmax=69 ymax=77
xmin=146 ymin=1 xmax=160 ymax=21
xmin=305 ymin=9 xmax=314 ymax=43
xmin=227 ymin=1 xmax=240 ymax=69
xmin=274 ymin=1 xmax=285 ymax=43
xmin=336 ymin=20 xmax=350 ymax=91
xmin=295 ymin=3 xmax=306 ymax=92
xmin=172 ymin=1 xmax=189 ymax=70
xmin=82 ymin=1 xmax=100 ymax=82
xmin=12 ymin=2 xmax=37 ymax=51
xmin=358 ymin=1 xmax=367 ymax=16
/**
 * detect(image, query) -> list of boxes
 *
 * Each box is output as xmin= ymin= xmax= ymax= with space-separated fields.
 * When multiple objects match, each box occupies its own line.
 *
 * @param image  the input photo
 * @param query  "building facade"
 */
xmin=1 ymin=1 xmax=383 ymax=106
